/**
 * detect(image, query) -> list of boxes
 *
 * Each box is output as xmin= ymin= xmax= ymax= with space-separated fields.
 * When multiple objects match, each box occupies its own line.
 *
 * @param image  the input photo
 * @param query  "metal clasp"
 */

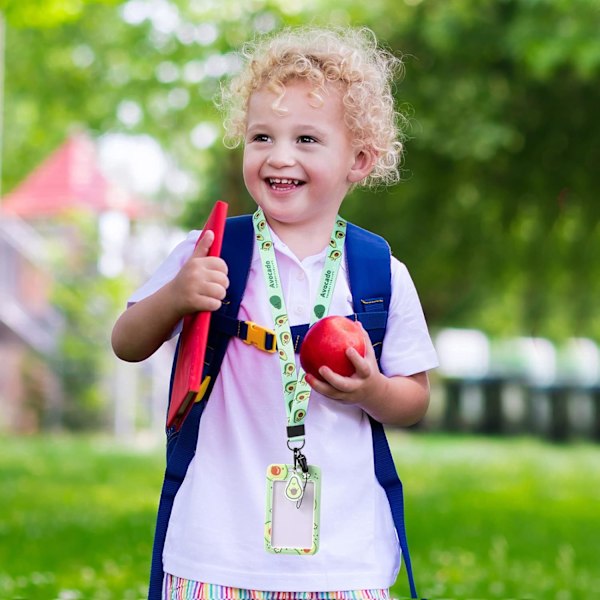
xmin=292 ymin=447 xmax=309 ymax=474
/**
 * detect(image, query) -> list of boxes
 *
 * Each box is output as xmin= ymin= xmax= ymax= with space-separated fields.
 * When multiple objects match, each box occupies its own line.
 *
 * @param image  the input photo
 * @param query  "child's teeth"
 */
xmin=270 ymin=178 xmax=299 ymax=185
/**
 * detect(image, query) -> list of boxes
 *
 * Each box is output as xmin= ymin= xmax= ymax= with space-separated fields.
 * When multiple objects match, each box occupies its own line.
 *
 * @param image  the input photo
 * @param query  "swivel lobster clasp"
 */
xmin=293 ymin=447 xmax=309 ymax=474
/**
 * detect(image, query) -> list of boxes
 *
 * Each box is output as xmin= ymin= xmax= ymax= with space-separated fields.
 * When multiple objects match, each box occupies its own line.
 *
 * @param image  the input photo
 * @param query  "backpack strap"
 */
xmin=211 ymin=308 xmax=390 ymax=352
xmin=148 ymin=215 xmax=254 ymax=600
xmin=346 ymin=222 xmax=419 ymax=600
xmin=345 ymin=222 xmax=390 ymax=363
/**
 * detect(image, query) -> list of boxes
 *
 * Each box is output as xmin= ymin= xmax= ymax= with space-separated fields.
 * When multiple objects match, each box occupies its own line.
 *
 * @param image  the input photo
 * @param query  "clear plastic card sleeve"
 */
xmin=265 ymin=463 xmax=321 ymax=555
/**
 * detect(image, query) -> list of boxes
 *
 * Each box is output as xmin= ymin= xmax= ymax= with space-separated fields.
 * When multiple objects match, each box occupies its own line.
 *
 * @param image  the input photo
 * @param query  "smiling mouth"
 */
xmin=267 ymin=177 xmax=305 ymax=190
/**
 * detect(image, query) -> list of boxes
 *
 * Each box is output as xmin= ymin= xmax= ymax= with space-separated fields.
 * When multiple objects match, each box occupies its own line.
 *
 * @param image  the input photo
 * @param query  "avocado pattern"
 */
xmin=293 ymin=408 xmax=306 ymax=423
xmin=284 ymin=363 xmax=295 ymax=376
xmin=295 ymin=391 xmax=309 ymax=403
xmin=284 ymin=473 xmax=304 ymax=501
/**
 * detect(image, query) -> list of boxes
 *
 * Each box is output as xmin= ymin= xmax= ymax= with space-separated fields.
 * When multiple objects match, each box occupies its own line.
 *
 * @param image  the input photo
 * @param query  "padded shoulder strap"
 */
xmin=345 ymin=222 xmax=391 ymax=362
xmin=199 ymin=215 xmax=255 ymax=401
xmin=345 ymin=222 xmax=419 ymax=599
xmin=148 ymin=215 xmax=254 ymax=600
xmin=221 ymin=215 xmax=255 ymax=310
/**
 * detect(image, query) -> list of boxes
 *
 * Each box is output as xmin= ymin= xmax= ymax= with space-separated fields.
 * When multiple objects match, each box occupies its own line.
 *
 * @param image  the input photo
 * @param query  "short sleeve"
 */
xmin=379 ymin=257 xmax=439 ymax=377
xmin=127 ymin=230 xmax=201 ymax=305
xmin=126 ymin=230 xmax=201 ymax=339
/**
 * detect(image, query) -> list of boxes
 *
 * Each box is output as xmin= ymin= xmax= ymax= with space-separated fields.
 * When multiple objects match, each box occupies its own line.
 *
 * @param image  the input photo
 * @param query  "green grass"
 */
xmin=0 ymin=436 xmax=164 ymax=600
xmin=0 ymin=434 xmax=598 ymax=599
xmin=388 ymin=433 xmax=600 ymax=599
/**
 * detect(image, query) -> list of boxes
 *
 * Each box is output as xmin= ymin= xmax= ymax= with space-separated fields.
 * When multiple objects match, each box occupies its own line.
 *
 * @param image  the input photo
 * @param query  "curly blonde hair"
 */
xmin=218 ymin=26 xmax=405 ymax=187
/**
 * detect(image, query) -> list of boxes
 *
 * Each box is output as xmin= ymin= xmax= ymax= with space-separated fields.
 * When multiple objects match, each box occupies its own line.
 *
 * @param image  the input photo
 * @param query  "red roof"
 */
xmin=1 ymin=133 xmax=149 ymax=219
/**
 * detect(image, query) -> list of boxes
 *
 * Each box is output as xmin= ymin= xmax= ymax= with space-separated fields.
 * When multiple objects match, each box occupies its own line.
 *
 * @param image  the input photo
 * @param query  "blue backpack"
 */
xmin=148 ymin=215 xmax=420 ymax=600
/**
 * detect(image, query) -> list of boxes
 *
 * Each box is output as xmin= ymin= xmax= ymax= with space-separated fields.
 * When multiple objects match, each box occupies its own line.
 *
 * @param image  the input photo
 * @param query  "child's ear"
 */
xmin=348 ymin=148 xmax=377 ymax=184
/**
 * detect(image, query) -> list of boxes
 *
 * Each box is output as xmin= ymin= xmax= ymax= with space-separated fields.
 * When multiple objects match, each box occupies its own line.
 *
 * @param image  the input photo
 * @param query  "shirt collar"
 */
xmin=251 ymin=224 xmax=347 ymax=273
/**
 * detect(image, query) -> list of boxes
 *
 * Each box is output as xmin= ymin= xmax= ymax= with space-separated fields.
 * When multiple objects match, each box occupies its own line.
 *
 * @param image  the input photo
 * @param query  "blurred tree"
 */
xmin=0 ymin=0 xmax=120 ymax=28
xmin=2 ymin=0 xmax=599 ymax=342
xmin=48 ymin=214 xmax=129 ymax=429
xmin=341 ymin=0 xmax=600 ymax=340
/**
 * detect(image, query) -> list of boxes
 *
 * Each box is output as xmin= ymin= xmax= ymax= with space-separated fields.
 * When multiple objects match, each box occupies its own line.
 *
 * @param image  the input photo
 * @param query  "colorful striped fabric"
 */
xmin=163 ymin=574 xmax=391 ymax=600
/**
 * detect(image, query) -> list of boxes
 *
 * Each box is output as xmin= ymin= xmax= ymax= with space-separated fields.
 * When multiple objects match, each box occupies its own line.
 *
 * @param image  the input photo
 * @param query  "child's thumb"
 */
xmin=193 ymin=229 xmax=215 ymax=257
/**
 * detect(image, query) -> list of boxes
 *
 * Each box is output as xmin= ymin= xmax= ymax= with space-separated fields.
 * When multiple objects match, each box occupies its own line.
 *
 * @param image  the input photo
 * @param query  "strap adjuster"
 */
xmin=243 ymin=321 xmax=277 ymax=353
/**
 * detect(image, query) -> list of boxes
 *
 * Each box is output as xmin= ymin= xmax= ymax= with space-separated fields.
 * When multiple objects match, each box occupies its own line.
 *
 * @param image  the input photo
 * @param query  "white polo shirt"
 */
xmin=129 ymin=226 xmax=438 ymax=591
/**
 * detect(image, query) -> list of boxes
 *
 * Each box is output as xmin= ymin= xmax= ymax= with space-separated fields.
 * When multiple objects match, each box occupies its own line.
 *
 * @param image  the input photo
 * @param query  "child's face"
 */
xmin=243 ymin=79 xmax=371 ymax=232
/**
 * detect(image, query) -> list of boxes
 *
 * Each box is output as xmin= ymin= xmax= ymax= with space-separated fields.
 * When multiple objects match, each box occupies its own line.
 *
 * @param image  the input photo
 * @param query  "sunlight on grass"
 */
xmin=387 ymin=432 xmax=600 ymax=599
xmin=0 ymin=435 xmax=164 ymax=599
xmin=1 ymin=433 xmax=598 ymax=599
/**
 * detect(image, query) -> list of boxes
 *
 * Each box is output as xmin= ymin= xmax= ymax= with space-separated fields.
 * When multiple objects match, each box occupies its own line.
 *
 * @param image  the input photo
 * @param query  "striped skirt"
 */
xmin=163 ymin=574 xmax=391 ymax=600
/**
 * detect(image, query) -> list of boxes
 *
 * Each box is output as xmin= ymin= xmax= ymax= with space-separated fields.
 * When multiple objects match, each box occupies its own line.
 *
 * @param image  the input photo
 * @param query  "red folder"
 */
xmin=167 ymin=200 xmax=228 ymax=430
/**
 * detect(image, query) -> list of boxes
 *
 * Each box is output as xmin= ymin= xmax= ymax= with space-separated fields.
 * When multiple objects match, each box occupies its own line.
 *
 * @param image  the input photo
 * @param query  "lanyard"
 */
xmin=252 ymin=208 xmax=347 ymax=463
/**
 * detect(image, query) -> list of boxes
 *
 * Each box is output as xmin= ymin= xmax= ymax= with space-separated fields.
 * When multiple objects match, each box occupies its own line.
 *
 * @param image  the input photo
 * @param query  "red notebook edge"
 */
xmin=167 ymin=200 xmax=229 ymax=430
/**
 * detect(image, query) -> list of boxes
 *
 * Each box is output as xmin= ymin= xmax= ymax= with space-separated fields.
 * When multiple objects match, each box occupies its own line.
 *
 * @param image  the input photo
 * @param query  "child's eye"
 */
xmin=252 ymin=134 xmax=271 ymax=143
xmin=297 ymin=135 xmax=317 ymax=144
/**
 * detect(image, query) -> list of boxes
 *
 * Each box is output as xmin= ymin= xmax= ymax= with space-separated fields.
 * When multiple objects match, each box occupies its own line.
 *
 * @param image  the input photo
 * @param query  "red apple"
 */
xmin=299 ymin=316 xmax=365 ymax=380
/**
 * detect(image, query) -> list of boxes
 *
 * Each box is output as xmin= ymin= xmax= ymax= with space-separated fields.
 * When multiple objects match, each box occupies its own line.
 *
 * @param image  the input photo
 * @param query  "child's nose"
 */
xmin=266 ymin=143 xmax=296 ymax=168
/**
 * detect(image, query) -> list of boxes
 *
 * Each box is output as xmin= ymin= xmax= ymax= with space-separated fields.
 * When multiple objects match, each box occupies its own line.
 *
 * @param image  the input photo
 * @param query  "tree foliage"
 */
xmin=3 ymin=0 xmax=600 ymax=341
xmin=341 ymin=0 xmax=600 ymax=340
xmin=46 ymin=214 xmax=129 ymax=429
xmin=0 ymin=0 xmax=120 ymax=28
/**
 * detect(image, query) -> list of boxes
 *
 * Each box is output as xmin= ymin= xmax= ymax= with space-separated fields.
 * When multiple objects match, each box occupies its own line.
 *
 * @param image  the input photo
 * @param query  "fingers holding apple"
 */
xmin=313 ymin=344 xmax=372 ymax=390
xmin=300 ymin=317 xmax=379 ymax=399
xmin=299 ymin=316 xmax=366 ymax=380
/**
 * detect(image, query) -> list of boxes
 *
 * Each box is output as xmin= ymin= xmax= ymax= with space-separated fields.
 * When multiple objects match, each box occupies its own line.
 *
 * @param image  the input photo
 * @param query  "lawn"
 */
xmin=0 ymin=433 xmax=598 ymax=599
xmin=390 ymin=434 xmax=600 ymax=599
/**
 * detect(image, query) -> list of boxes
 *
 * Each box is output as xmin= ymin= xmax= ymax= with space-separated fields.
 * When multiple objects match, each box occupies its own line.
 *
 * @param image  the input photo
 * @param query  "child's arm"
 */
xmin=111 ymin=231 xmax=229 ymax=362
xmin=305 ymin=326 xmax=430 ymax=427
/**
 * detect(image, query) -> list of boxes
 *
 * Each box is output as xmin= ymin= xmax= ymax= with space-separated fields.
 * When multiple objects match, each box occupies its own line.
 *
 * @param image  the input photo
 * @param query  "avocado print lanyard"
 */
xmin=253 ymin=208 xmax=346 ymax=555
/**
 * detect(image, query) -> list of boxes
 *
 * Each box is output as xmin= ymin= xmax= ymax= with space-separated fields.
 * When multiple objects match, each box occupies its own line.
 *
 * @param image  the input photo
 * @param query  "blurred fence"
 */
xmin=432 ymin=329 xmax=600 ymax=441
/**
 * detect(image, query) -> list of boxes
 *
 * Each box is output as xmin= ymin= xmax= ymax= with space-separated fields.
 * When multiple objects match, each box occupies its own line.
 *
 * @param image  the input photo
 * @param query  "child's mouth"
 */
xmin=267 ymin=177 xmax=305 ymax=191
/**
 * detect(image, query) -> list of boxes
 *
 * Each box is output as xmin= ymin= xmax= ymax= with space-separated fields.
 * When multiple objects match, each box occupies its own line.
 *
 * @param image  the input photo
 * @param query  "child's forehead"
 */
xmin=245 ymin=79 xmax=355 ymax=141
xmin=250 ymin=77 xmax=345 ymax=108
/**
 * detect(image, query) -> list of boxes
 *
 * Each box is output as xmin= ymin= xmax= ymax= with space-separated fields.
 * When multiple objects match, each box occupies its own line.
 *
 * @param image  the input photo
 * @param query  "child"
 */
xmin=112 ymin=26 xmax=438 ymax=600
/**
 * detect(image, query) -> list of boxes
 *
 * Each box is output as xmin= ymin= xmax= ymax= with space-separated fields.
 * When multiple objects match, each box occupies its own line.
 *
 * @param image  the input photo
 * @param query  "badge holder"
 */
xmin=264 ymin=456 xmax=321 ymax=555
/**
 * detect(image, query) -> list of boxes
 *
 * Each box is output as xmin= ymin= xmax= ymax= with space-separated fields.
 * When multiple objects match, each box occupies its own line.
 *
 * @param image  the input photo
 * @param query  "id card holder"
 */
xmin=265 ymin=464 xmax=321 ymax=555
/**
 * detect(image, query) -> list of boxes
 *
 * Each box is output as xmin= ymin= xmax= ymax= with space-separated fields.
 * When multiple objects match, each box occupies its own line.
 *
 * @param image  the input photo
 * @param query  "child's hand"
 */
xmin=304 ymin=325 xmax=431 ymax=427
xmin=169 ymin=230 xmax=229 ymax=316
xmin=112 ymin=230 xmax=229 ymax=362
xmin=305 ymin=327 xmax=384 ymax=408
